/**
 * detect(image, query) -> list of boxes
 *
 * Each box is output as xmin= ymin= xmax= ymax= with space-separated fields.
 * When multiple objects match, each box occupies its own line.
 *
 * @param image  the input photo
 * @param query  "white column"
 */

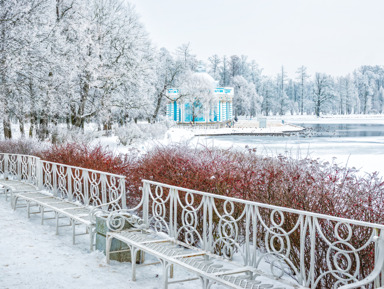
xmin=222 ymin=101 xmax=226 ymax=121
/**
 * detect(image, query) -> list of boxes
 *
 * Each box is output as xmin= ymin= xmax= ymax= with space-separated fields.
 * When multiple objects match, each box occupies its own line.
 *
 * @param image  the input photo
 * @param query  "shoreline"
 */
xmin=192 ymin=123 xmax=304 ymax=137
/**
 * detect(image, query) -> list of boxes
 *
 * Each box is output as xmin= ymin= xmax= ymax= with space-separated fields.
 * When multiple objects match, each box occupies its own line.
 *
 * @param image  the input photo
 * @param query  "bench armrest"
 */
xmin=88 ymin=191 xmax=127 ymax=223
xmin=105 ymin=210 xmax=145 ymax=232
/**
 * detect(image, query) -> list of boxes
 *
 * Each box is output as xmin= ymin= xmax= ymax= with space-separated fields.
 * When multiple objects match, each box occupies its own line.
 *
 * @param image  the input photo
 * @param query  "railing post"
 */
xmin=375 ymin=229 xmax=384 ymax=287
xmin=169 ymin=187 xmax=174 ymax=238
xmin=309 ymin=216 xmax=316 ymax=288
xmin=27 ymin=157 xmax=32 ymax=183
xmin=67 ymin=167 xmax=73 ymax=201
xmin=17 ymin=155 xmax=21 ymax=181
xmin=202 ymin=195 xmax=208 ymax=252
xmin=101 ymin=174 xmax=107 ymax=207
xmin=299 ymin=215 xmax=310 ymax=287
xmin=121 ymin=177 xmax=126 ymax=209
xmin=37 ymin=159 xmax=43 ymax=190
xmin=207 ymin=196 xmax=213 ymax=254
xmin=83 ymin=170 xmax=89 ymax=205
xmin=4 ymin=154 xmax=9 ymax=179
xmin=171 ymin=187 xmax=178 ymax=239
xmin=142 ymin=181 xmax=149 ymax=229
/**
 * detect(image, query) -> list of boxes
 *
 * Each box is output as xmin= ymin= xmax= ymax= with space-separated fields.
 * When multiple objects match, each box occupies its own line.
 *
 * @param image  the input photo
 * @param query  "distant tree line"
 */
xmin=1 ymin=0 xmax=384 ymax=140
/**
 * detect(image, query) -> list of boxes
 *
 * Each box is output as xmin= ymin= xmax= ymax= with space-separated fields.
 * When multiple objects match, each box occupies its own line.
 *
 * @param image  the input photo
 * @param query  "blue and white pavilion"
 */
xmin=166 ymin=72 xmax=234 ymax=123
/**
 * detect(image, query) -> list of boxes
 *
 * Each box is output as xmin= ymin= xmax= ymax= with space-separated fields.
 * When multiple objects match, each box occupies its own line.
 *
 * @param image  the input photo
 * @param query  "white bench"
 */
xmin=105 ymin=180 xmax=384 ymax=289
xmin=0 ymin=153 xmax=127 ymax=251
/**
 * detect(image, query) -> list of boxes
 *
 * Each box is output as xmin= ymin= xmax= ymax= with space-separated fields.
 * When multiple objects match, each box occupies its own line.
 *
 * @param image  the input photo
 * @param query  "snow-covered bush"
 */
xmin=115 ymin=124 xmax=144 ymax=146
xmin=0 ymin=139 xmax=46 ymax=155
xmin=137 ymin=123 xmax=169 ymax=139
xmin=115 ymin=122 xmax=171 ymax=146
xmin=53 ymin=127 xmax=99 ymax=145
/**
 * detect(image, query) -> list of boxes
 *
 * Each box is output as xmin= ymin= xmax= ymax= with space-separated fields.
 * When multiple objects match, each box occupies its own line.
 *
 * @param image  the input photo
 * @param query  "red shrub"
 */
xmin=38 ymin=143 xmax=135 ymax=176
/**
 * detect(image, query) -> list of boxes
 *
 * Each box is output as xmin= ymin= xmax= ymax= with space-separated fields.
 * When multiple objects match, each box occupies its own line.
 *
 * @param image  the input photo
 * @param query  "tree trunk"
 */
xmin=19 ymin=117 xmax=25 ymax=137
xmin=37 ymin=117 xmax=49 ymax=141
xmin=29 ymin=114 xmax=35 ymax=138
xmin=3 ymin=117 xmax=12 ymax=139
xmin=152 ymin=91 xmax=165 ymax=122
xmin=315 ymin=99 xmax=321 ymax=117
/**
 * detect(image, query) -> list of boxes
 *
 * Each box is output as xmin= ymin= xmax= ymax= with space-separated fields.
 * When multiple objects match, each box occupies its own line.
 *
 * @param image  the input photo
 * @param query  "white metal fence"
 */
xmin=0 ymin=153 xmax=40 ymax=186
xmin=123 ymin=180 xmax=384 ymax=289
xmin=0 ymin=153 xmax=126 ymax=211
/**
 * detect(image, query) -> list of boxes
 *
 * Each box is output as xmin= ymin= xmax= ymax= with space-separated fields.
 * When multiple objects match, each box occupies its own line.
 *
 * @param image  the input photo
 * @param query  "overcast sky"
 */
xmin=129 ymin=0 xmax=384 ymax=78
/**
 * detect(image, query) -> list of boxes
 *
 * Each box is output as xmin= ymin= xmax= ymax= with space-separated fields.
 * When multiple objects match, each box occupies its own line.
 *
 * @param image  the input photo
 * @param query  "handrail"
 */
xmin=41 ymin=160 xmax=126 ymax=179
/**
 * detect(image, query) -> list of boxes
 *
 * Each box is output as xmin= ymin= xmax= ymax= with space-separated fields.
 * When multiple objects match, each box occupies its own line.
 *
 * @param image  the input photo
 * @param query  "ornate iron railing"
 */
xmin=122 ymin=180 xmax=384 ymax=289
xmin=0 ymin=153 xmax=41 ymax=186
xmin=0 ymin=153 xmax=126 ymax=211
xmin=40 ymin=160 xmax=126 ymax=210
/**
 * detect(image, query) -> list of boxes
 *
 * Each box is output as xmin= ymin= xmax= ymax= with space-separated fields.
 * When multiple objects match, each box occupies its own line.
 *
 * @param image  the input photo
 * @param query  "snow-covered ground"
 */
xmin=0 ymin=196 xmax=293 ymax=289
xmin=0 ymin=197 xmax=196 ymax=289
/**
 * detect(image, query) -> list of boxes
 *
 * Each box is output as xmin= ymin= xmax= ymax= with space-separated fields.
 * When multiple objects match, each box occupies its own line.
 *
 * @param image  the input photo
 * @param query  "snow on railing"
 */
xmin=0 ymin=153 xmax=126 ymax=211
xmin=124 ymin=180 xmax=384 ymax=289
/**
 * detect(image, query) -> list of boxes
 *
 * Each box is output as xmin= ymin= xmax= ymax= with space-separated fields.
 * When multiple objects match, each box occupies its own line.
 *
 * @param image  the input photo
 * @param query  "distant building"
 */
xmin=166 ymin=69 xmax=234 ymax=123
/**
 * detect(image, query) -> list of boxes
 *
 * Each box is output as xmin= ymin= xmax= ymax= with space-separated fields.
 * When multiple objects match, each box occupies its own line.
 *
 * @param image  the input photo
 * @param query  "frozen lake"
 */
xmin=203 ymin=120 xmax=384 ymax=175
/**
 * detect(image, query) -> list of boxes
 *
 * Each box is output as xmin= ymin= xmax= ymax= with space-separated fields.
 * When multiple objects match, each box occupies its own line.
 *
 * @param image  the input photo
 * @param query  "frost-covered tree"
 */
xmin=354 ymin=68 xmax=374 ymax=114
xmin=296 ymin=66 xmax=310 ymax=115
xmin=313 ymin=73 xmax=335 ymax=117
xmin=219 ymin=56 xmax=230 ymax=86
xmin=233 ymin=76 xmax=251 ymax=116
xmin=150 ymin=48 xmax=185 ymax=122
xmin=276 ymin=66 xmax=289 ymax=115
xmin=260 ymin=77 xmax=276 ymax=116
xmin=233 ymin=76 xmax=262 ymax=118
xmin=176 ymin=43 xmax=197 ymax=71
xmin=207 ymin=54 xmax=221 ymax=81
xmin=179 ymin=71 xmax=215 ymax=123
xmin=0 ymin=0 xmax=49 ymax=139
xmin=379 ymin=86 xmax=384 ymax=114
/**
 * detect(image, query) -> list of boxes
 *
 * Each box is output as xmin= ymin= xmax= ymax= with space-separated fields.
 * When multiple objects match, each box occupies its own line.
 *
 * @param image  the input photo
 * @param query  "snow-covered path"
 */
xmin=0 ymin=197 xmax=192 ymax=289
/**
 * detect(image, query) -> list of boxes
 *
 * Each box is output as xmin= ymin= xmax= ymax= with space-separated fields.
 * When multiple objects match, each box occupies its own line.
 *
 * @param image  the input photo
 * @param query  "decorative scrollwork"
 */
xmin=20 ymin=156 xmax=28 ymax=181
xmin=89 ymin=172 xmax=102 ymax=206
xmin=177 ymin=191 xmax=204 ymax=246
xmin=312 ymin=219 xmax=375 ymax=288
xmin=8 ymin=155 xmax=18 ymax=177
xmin=0 ymin=155 xmax=4 ymax=175
xmin=57 ymin=165 xmax=68 ymax=198
xmin=72 ymin=168 xmax=83 ymax=203
xmin=106 ymin=210 xmax=144 ymax=231
xmin=148 ymin=185 xmax=170 ymax=234
xmin=212 ymin=199 xmax=246 ymax=260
